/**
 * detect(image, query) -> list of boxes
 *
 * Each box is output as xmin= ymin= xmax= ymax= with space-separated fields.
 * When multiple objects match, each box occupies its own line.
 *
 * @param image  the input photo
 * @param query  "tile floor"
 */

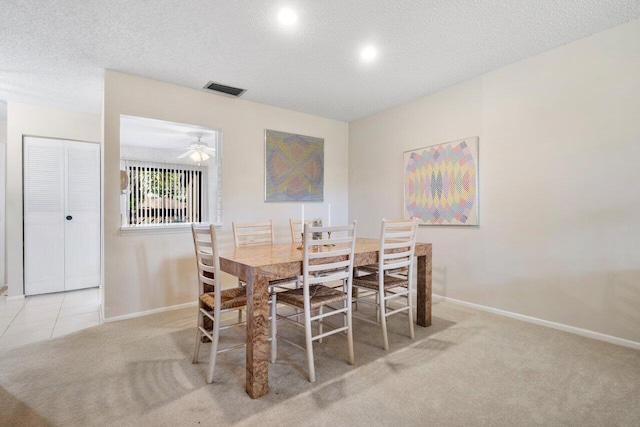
xmin=0 ymin=287 xmax=102 ymax=350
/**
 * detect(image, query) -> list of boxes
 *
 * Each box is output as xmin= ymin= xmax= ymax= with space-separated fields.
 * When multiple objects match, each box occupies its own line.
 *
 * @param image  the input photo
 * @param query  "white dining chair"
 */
xmin=352 ymin=219 xmax=418 ymax=350
xmin=191 ymin=223 xmax=247 ymax=383
xmin=233 ymin=220 xmax=300 ymax=291
xmin=272 ymin=221 xmax=357 ymax=382
xmin=289 ymin=218 xmax=313 ymax=243
xmin=232 ymin=220 xmax=275 ymax=247
xmin=233 ymin=219 xmax=299 ymax=350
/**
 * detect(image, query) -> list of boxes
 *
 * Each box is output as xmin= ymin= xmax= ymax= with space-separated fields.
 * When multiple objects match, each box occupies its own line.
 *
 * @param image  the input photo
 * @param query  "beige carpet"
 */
xmin=1 ymin=300 xmax=638 ymax=427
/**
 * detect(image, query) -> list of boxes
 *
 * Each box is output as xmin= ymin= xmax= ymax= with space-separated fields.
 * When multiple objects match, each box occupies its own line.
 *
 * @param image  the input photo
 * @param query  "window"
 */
xmin=123 ymin=161 xmax=205 ymax=226
xmin=119 ymin=115 xmax=223 ymax=231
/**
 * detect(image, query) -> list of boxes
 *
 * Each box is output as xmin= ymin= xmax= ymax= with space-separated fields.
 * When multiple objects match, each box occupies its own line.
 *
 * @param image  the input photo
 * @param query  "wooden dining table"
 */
xmin=218 ymin=237 xmax=432 ymax=399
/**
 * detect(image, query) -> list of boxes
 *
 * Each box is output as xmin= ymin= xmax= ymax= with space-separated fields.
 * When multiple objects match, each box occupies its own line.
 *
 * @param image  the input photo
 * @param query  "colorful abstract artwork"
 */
xmin=265 ymin=129 xmax=324 ymax=202
xmin=403 ymin=137 xmax=479 ymax=225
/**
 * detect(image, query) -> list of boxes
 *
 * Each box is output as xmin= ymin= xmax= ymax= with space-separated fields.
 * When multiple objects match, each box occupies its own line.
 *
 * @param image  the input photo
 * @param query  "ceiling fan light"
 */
xmin=190 ymin=150 xmax=210 ymax=162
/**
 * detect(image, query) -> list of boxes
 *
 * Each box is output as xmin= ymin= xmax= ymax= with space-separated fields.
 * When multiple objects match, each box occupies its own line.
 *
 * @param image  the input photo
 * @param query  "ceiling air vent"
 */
xmin=203 ymin=81 xmax=247 ymax=97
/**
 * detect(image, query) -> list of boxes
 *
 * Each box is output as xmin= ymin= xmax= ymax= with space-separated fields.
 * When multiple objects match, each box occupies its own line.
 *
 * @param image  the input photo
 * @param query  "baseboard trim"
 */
xmin=7 ymin=294 xmax=25 ymax=301
xmin=104 ymin=301 xmax=197 ymax=323
xmin=433 ymin=294 xmax=640 ymax=350
xmin=103 ymin=292 xmax=640 ymax=350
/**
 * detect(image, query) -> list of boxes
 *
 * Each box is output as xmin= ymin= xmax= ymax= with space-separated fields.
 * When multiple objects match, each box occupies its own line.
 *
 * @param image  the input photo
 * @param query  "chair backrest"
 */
xmin=191 ymin=223 xmax=221 ymax=298
xmin=232 ymin=220 xmax=275 ymax=247
xmin=378 ymin=219 xmax=419 ymax=274
xmin=290 ymin=218 xmax=313 ymax=243
xmin=302 ymin=222 xmax=357 ymax=290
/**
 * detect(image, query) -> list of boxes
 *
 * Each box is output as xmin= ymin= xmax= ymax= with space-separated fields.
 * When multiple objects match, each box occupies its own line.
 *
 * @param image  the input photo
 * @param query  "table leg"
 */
xmin=245 ymin=272 xmax=270 ymax=398
xmin=416 ymin=253 xmax=432 ymax=327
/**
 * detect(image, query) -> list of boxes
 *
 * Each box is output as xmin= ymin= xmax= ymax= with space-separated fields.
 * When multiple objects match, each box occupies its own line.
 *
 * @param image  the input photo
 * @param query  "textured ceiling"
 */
xmin=1 ymin=1 xmax=639 ymax=122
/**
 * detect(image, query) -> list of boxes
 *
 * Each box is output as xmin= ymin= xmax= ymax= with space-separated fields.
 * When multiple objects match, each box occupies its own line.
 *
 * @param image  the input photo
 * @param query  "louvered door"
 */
xmin=24 ymin=138 xmax=66 ymax=295
xmin=64 ymin=141 xmax=100 ymax=291
xmin=23 ymin=137 xmax=101 ymax=295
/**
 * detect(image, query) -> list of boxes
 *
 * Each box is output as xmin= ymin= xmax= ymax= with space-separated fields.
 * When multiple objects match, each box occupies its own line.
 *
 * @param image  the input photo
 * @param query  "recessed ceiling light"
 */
xmin=360 ymin=46 xmax=378 ymax=62
xmin=278 ymin=8 xmax=298 ymax=26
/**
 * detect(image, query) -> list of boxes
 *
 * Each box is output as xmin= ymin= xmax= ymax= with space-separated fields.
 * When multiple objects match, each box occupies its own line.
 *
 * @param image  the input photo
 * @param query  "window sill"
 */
xmin=119 ymin=223 xmax=222 ymax=236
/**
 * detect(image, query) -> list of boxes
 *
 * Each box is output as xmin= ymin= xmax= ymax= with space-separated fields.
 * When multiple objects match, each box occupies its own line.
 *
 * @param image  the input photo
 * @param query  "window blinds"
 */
xmin=123 ymin=160 xmax=204 ymax=226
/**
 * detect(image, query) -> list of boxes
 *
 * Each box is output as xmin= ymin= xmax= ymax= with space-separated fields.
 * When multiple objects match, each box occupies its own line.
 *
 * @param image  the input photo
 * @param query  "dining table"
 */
xmin=218 ymin=237 xmax=432 ymax=399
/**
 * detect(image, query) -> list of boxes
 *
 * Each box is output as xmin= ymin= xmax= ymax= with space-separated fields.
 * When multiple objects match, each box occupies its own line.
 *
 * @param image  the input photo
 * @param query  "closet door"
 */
xmin=24 ymin=137 xmax=66 ymax=295
xmin=64 ymin=141 xmax=101 ymax=291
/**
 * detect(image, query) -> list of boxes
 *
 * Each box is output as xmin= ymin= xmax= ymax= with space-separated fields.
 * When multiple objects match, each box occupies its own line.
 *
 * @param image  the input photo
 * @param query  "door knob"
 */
xmin=66 ymin=215 xmax=73 ymax=220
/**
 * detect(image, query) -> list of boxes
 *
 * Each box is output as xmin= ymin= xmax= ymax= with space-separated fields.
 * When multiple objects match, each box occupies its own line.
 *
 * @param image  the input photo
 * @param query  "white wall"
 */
xmin=0 ymin=119 xmax=6 ymax=287
xmin=349 ymin=20 xmax=640 ymax=343
xmin=6 ymin=103 xmax=101 ymax=297
xmin=104 ymin=70 xmax=349 ymax=319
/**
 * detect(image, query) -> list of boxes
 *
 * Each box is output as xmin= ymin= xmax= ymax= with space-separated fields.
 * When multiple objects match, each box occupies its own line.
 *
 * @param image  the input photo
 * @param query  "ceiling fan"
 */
xmin=177 ymin=135 xmax=216 ymax=162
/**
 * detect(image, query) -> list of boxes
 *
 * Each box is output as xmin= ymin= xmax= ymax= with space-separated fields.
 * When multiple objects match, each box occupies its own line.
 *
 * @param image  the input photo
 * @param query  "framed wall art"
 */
xmin=403 ymin=137 xmax=479 ymax=225
xmin=264 ymin=129 xmax=324 ymax=202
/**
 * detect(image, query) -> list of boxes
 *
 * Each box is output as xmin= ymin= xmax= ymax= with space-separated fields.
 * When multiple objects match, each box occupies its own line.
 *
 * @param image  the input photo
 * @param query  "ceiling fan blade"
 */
xmin=177 ymin=149 xmax=196 ymax=159
xmin=187 ymin=144 xmax=216 ymax=155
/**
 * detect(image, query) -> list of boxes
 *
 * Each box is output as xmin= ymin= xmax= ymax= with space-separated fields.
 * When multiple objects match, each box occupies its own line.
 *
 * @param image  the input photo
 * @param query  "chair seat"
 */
xmin=238 ymin=276 xmax=299 ymax=290
xmin=200 ymin=286 xmax=247 ymax=310
xmin=353 ymin=273 xmax=408 ymax=290
xmin=358 ymin=264 xmax=408 ymax=275
xmin=277 ymin=284 xmax=346 ymax=309
xmin=270 ymin=276 xmax=299 ymax=286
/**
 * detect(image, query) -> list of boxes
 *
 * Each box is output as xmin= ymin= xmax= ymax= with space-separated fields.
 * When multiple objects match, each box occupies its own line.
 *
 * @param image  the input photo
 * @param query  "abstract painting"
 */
xmin=404 ymin=137 xmax=479 ymax=225
xmin=265 ymin=129 xmax=324 ymax=202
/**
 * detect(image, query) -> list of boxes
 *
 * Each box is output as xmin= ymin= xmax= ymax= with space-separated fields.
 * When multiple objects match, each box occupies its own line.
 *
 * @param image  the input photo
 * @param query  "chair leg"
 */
xmin=295 ymin=278 xmax=303 ymax=322
xmin=238 ymin=308 xmax=243 ymax=323
xmin=406 ymin=286 xmax=415 ymax=339
xmin=343 ymin=280 xmax=348 ymax=334
xmin=192 ymin=309 xmax=203 ymax=364
xmin=206 ymin=310 xmax=221 ymax=384
xmin=376 ymin=292 xmax=380 ymax=323
xmin=318 ymin=306 xmax=324 ymax=344
xmin=270 ymin=293 xmax=277 ymax=363
xmin=346 ymin=298 xmax=355 ymax=365
xmin=379 ymin=290 xmax=390 ymax=351
xmin=304 ymin=305 xmax=316 ymax=383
